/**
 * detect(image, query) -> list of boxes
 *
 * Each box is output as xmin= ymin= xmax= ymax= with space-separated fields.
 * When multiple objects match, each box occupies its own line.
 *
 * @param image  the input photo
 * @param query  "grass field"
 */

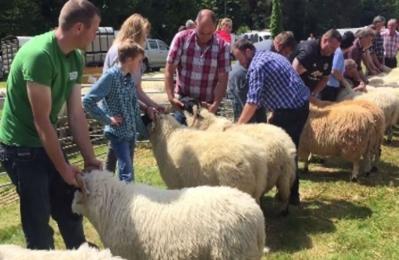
xmin=0 ymin=136 xmax=399 ymax=259
xmin=0 ymin=81 xmax=5 ymax=89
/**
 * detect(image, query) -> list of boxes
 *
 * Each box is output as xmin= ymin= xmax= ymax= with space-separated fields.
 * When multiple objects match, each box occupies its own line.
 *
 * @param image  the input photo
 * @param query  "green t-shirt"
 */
xmin=0 ymin=31 xmax=83 ymax=147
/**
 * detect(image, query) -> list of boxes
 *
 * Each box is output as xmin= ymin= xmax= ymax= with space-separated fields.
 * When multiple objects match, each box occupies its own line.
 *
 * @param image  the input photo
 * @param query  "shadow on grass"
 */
xmin=299 ymin=157 xmax=399 ymax=187
xmin=261 ymin=197 xmax=372 ymax=253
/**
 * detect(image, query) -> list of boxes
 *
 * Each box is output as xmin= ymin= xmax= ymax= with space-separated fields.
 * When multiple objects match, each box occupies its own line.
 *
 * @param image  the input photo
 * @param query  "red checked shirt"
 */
xmin=167 ymin=29 xmax=231 ymax=102
xmin=382 ymin=29 xmax=399 ymax=59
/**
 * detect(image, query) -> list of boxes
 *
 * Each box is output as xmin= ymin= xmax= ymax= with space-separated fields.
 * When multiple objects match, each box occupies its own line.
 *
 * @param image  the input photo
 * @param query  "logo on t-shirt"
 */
xmin=69 ymin=71 xmax=78 ymax=81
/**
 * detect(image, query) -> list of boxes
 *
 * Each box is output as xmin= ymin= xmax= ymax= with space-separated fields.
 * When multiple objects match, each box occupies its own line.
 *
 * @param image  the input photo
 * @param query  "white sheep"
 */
xmin=72 ymin=170 xmax=266 ymax=260
xmin=0 ymin=243 xmax=123 ymax=260
xmin=337 ymin=83 xmax=399 ymax=142
xmin=148 ymin=113 xmax=269 ymax=203
xmin=184 ymin=108 xmax=296 ymax=213
xmin=298 ymin=99 xmax=385 ymax=181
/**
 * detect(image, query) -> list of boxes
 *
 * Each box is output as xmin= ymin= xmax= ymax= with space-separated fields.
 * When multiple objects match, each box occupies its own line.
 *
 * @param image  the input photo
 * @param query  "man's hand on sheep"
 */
xmin=110 ymin=115 xmax=123 ymax=126
xmin=84 ymin=158 xmax=103 ymax=172
xmin=201 ymin=101 xmax=219 ymax=114
xmin=168 ymin=96 xmax=184 ymax=109
xmin=59 ymin=164 xmax=81 ymax=187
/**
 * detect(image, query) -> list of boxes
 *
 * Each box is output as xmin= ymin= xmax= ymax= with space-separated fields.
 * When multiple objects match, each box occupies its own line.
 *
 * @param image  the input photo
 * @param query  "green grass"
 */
xmin=1 ymin=134 xmax=399 ymax=259
xmin=0 ymin=81 xmax=5 ymax=89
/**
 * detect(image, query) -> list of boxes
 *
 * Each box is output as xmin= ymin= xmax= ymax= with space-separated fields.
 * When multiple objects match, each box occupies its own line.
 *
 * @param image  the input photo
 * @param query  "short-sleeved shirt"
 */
xmin=0 ymin=31 xmax=83 ymax=147
xmin=327 ymin=48 xmax=345 ymax=88
xmin=83 ymin=66 xmax=139 ymax=142
xmin=370 ymin=31 xmax=384 ymax=61
xmin=345 ymin=39 xmax=365 ymax=70
xmin=167 ymin=29 xmax=231 ymax=103
xmin=293 ymin=40 xmax=333 ymax=91
xmin=381 ymin=29 xmax=399 ymax=59
xmin=246 ymin=51 xmax=310 ymax=110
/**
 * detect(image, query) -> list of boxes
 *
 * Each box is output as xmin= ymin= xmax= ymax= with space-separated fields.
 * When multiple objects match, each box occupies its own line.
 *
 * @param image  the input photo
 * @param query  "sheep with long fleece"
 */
xmin=0 ymin=243 xmax=123 ymax=260
xmin=184 ymin=108 xmax=296 ymax=212
xmin=148 ymin=113 xmax=269 ymax=203
xmin=298 ymin=99 xmax=385 ymax=181
xmin=337 ymin=83 xmax=399 ymax=142
xmin=72 ymin=170 xmax=266 ymax=260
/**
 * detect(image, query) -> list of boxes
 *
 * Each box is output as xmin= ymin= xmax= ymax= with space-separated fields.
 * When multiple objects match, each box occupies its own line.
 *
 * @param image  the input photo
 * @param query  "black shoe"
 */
xmin=289 ymin=195 xmax=301 ymax=206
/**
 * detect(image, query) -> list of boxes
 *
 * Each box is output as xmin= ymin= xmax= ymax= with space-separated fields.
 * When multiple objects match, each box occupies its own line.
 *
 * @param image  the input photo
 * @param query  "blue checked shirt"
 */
xmin=83 ymin=66 xmax=139 ymax=141
xmin=246 ymin=51 xmax=310 ymax=110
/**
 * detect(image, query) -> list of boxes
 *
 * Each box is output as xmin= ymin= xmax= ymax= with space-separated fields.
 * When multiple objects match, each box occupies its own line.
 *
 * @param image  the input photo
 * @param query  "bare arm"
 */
xmin=312 ymin=76 xmax=329 ymax=96
xmin=27 ymin=82 xmax=79 ymax=186
xmin=208 ymin=72 xmax=228 ymax=113
xmin=237 ymin=103 xmax=257 ymax=124
xmin=67 ymin=85 xmax=101 ymax=170
xmin=331 ymin=69 xmax=344 ymax=82
xmin=292 ymin=58 xmax=307 ymax=75
xmin=165 ymin=62 xmax=183 ymax=107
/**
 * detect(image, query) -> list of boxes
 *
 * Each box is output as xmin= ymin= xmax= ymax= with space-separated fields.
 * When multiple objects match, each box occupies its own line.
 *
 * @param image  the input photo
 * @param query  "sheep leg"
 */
xmin=275 ymin=177 xmax=291 ymax=216
xmin=387 ymin=126 xmax=393 ymax=144
xmin=303 ymin=158 xmax=309 ymax=174
xmin=351 ymin=161 xmax=360 ymax=182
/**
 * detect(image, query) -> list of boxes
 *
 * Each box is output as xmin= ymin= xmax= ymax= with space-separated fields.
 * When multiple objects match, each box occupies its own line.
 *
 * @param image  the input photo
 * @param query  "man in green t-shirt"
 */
xmin=0 ymin=0 xmax=101 ymax=250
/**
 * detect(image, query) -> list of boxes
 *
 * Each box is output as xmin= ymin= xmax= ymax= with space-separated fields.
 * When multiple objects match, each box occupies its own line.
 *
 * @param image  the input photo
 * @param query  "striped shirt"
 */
xmin=382 ymin=29 xmax=399 ymax=58
xmin=370 ymin=31 xmax=384 ymax=61
xmin=167 ymin=29 xmax=231 ymax=102
xmin=246 ymin=51 xmax=310 ymax=110
xmin=83 ymin=66 xmax=139 ymax=141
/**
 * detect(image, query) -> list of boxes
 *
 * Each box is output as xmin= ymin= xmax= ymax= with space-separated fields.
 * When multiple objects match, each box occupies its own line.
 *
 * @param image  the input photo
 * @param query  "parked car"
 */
xmin=143 ymin=38 xmax=169 ymax=72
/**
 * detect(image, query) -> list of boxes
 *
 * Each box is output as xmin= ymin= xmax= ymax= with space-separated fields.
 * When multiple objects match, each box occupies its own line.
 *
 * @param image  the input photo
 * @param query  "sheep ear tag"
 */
xmin=76 ymin=173 xmax=90 ymax=195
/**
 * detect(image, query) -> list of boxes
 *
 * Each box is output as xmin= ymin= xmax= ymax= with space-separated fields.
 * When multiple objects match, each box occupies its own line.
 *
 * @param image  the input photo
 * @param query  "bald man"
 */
xmin=165 ymin=9 xmax=231 ymax=124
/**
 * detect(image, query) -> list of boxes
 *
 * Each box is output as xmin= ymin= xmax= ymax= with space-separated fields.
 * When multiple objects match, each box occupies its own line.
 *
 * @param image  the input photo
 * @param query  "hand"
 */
xmin=146 ymin=106 xmax=158 ymax=120
xmin=84 ymin=158 xmax=103 ymax=172
xmin=169 ymin=97 xmax=184 ymax=109
xmin=201 ymin=102 xmax=219 ymax=114
xmin=110 ymin=115 xmax=123 ymax=126
xmin=59 ymin=164 xmax=81 ymax=187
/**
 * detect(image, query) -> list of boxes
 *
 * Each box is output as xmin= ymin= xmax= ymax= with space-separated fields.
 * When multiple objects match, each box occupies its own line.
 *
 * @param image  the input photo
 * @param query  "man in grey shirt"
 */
xmin=228 ymin=31 xmax=297 ymax=122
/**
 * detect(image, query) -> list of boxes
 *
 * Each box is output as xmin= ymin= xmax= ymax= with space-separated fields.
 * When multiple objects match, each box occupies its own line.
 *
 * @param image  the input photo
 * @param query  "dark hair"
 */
xmin=275 ymin=31 xmax=297 ymax=50
xmin=59 ymin=0 xmax=101 ymax=31
xmin=340 ymin=31 xmax=355 ymax=49
xmin=233 ymin=38 xmax=256 ymax=52
xmin=323 ymin=29 xmax=342 ymax=42
xmin=118 ymin=40 xmax=145 ymax=63
xmin=373 ymin=15 xmax=386 ymax=25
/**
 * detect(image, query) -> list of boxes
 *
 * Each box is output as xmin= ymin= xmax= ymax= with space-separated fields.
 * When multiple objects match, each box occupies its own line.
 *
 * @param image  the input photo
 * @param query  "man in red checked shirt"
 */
xmin=165 ymin=9 xmax=231 ymax=124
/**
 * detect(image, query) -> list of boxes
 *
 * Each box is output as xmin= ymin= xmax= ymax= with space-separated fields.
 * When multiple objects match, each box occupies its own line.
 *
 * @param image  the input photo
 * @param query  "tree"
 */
xmin=270 ymin=0 xmax=283 ymax=38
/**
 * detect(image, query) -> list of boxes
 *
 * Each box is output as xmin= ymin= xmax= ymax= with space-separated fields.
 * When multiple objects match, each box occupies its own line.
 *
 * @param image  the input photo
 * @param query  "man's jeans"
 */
xmin=269 ymin=102 xmax=309 ymax=202
xmin=109 ymin=139 xmax=135 ymax=182
xmin=0 ymin=143 xmax=85 ymax=249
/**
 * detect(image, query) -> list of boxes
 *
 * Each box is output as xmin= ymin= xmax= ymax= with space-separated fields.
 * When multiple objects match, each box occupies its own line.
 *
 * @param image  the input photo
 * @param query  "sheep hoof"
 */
xmin=302 ymin=168 xmax=309 ymax=174
xmin=371 ymin=166 xmax=378 ymax=173
xmin=350 ymin=177 xmax=358 ymax=182
xmin=386 ymin=139 xmax=392 ymax=144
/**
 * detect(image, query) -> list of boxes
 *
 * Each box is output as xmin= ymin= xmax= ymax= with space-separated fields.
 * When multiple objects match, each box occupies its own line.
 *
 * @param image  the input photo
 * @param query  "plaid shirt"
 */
xmin=247 ymin=51 xmax=310 ymax=110
xmin=370 ymin=31 xmax=384 ymax=61
xmin=382 ymin=29 xmax=399 ymax=58
xmin=167 ymin=29 xmax=231 ymax=102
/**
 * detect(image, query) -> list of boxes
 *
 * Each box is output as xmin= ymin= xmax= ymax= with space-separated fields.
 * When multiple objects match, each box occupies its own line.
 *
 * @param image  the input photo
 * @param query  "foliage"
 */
xmin=270 ymin=0 xmax=283 ymax=38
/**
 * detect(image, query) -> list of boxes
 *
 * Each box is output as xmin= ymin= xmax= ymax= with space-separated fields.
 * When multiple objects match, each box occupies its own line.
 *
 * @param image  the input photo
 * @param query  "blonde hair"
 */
xmin=217 ymin=18 xmax=232 ymax=30
xmin=118 ymin=39 xmax=145 ymax=63
xmin=115 ymin=13 xmax=151 ymax=47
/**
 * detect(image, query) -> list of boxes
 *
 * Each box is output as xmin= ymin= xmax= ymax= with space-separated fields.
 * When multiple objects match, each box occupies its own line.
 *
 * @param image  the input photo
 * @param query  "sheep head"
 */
xmin=148 ymin=113 xmax=183 ymax=139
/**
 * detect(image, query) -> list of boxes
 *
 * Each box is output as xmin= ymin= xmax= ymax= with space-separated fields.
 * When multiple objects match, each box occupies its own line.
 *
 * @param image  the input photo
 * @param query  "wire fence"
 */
xmin=0 ymin=93 xmax=234 ymax=206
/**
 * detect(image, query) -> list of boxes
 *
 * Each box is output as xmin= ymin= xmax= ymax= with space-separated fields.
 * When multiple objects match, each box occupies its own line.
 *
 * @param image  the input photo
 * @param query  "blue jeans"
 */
xmin=110 ymin=139 xmax=135 ymax=182
xmin=0 ymin=144 xmax=85 ymax=249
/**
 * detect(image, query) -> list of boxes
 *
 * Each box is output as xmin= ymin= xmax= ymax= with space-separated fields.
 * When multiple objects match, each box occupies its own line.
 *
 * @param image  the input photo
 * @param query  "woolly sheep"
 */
xmin=184 ymin=108 xmax=296 ymax=213
xmin=148 ymin=113 xmax=269 ymax=203
xmin=72 ymin=170 xmax=266 ymax=260
xmin=0 ymin=243 xmax=123 ymax=260
xmin=298 ymin=99 xmax=385 ymax=181
xmin=337 ymin=83 xmax=399 ymax=142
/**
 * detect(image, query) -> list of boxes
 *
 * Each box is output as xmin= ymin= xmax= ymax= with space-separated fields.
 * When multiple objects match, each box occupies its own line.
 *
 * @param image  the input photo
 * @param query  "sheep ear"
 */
xmin=76 ymin=174 xmax=90 ymax=195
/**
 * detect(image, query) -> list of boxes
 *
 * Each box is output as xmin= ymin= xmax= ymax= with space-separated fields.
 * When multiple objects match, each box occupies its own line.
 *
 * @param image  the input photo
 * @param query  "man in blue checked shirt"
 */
xmin=232 ymin=39 xmax=310 ymax=206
